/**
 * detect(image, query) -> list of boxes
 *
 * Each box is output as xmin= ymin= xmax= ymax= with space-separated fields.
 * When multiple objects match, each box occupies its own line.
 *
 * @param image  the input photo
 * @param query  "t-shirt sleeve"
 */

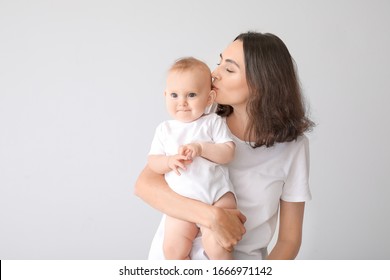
xmin=209 ymin=114 xmax=234 ymax=144
xmin=148 ymin=123 xmax=166 ymax=155
xmin=281 ymin=136 xmax=312 ymax=202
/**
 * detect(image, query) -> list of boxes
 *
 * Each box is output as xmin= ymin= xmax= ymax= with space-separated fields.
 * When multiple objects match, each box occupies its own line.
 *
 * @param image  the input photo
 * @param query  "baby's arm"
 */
xmin=179 ymin=141 xmax=235 ymax=165
xmin=148 ymin=154 xmax=189 ymax=176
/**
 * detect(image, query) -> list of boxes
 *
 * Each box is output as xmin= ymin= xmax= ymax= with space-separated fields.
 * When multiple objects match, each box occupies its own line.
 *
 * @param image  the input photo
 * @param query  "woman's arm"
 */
xmin=267 ymin=200 xmax=305 ymax=260
xmin=134 ymin=165 xmax=246 ymax=250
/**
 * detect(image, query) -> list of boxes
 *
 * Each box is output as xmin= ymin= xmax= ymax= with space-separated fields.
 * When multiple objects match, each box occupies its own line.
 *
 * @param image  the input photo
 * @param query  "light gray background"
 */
xmin=1 ymin=0 xmax=389 ymax=259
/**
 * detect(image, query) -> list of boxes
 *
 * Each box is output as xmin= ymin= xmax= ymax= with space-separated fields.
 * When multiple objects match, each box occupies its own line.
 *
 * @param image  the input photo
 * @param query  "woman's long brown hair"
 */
xmin=217 ymin=32 xmax=314 ymax=148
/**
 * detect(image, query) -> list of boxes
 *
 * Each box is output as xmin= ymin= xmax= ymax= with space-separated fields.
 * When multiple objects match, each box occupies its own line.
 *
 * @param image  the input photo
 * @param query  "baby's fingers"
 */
xmin=174 ymin=160 xmax=187 ymax=172
xmin=178 ymin=146 xmax=187 ymax=156
xmin=172 ymin=166 xmax=181 ymax=176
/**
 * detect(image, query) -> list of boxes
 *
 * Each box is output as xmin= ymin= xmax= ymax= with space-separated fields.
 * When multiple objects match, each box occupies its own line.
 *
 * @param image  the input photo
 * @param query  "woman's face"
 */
xmin=212 ymin=40 xmax=250 ymax=108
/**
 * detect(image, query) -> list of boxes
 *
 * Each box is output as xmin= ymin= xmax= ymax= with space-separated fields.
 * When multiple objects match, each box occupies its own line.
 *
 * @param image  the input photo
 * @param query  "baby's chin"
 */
xmin=174 ymin=111 xmax=204 ymax=123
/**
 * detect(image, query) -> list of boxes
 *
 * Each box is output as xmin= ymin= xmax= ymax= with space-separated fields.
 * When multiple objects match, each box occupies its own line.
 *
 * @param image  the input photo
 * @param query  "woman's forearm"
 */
xmin=267 ymin=201 xmax=305 ymax=260
xmin=266 ymin=240 xmax=301 ymax=260
xmin=134 ymin=165 xmax=215 ymax=228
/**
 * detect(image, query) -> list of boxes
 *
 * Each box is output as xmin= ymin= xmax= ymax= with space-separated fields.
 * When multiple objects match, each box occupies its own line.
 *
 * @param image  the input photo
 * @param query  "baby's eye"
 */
xmin=188 ymin=92 xmax=197 ymax=98
xmin=170 ymin=93 xmax=178 ymax=98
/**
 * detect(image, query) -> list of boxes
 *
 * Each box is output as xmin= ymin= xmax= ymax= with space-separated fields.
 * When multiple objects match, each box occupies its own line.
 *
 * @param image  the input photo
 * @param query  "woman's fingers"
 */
xmin=210 ymin=207 xmax=246 ymax=250
xmin=238 ymin=211 xmax=247 ymax=224
xmin=225 ymin=209 xmax=246 ymax=230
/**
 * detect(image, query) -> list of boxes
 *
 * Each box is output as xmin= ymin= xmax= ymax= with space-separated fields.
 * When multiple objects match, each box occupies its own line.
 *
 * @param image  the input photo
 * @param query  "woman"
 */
xmin=135 ymin=31 xmax=314 ymax=260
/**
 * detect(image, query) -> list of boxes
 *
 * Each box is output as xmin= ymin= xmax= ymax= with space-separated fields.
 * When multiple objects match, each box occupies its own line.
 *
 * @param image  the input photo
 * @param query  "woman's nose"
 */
xmin=211 ymin=71 xmax=220 ymax=82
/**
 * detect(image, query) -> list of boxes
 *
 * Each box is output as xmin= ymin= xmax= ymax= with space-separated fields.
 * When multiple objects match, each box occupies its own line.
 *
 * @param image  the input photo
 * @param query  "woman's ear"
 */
xmin=207 ymin=90 xmax=216 ymax=105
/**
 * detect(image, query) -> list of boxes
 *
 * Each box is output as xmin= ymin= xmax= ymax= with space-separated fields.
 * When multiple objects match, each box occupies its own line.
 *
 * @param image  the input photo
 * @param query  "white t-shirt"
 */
xmin=148 ymin=118 xmax=312 ymax=260
xmin=149 ymin=113 xmax=235 ymax=205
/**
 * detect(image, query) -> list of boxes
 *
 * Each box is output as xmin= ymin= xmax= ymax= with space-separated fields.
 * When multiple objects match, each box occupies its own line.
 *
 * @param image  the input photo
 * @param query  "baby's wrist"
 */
xmin=166 ymin=156 xmax=171 ymax=169
xmin=197 ymin=142 xmax=204 ymax=156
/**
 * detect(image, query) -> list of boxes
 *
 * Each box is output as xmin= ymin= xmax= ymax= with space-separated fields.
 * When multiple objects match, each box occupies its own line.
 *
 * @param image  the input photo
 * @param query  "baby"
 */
xmin=147 ymin=57 xmax=236 ymax=259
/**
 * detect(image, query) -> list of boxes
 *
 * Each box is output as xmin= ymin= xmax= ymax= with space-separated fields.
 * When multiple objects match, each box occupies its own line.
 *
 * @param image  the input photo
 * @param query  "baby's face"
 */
xmin=164 ymin=69 xmax=213 ymax=123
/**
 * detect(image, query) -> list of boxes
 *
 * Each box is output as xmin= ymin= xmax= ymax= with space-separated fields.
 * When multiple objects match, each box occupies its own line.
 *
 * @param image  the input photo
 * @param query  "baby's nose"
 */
xmin=178 ymin=97 xmax=188 ymax=106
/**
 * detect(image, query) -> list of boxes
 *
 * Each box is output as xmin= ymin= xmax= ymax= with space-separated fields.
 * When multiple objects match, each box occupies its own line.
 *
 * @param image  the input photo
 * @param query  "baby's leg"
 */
xmin=164 ymin=216 xmax=199 ymax=260
xmin=201 ymin=192 xmax=236 ymax=260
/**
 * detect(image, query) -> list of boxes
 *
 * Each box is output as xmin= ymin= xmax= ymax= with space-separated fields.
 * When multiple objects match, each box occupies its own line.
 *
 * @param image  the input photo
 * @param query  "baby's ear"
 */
xmin=208 ymin=90 xmax=216 ymax=105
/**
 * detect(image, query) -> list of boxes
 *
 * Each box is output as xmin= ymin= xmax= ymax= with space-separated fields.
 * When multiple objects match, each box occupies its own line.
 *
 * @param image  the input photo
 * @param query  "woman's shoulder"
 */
xmin=268 ymin=135 xmax=310 ymax=167
xmin=294 ymin=134 xmax=309 ymax=146
xmin=277 ymin=134 xmax=309 ymax=155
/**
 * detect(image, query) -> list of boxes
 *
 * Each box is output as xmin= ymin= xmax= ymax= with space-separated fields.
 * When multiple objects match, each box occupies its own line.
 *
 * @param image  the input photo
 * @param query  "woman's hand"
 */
xmin=209 ymin=207 xmax=247 ymax=251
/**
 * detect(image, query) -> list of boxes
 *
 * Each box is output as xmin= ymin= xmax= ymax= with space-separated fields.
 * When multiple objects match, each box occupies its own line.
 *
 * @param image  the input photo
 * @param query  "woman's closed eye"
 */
xmin=217 ymin=62 xmax=233 ymax=73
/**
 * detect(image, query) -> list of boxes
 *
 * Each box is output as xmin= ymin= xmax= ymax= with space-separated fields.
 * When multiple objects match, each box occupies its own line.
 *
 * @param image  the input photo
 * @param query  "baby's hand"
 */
xmin=179 ymin=143 xmax=202 ymax=160
xmin=167 ymin=154 xmax=189 ymax=176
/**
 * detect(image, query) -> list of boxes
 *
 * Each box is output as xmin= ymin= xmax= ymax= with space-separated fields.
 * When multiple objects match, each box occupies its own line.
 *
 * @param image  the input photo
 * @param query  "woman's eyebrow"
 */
xmin=220 ymin=53 xmax=240 ymax=68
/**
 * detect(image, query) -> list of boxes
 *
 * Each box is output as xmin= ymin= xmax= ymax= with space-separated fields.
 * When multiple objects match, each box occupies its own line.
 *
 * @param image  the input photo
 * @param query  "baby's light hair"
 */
xmin=169 ymin=57 xmax=212 ymax=84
